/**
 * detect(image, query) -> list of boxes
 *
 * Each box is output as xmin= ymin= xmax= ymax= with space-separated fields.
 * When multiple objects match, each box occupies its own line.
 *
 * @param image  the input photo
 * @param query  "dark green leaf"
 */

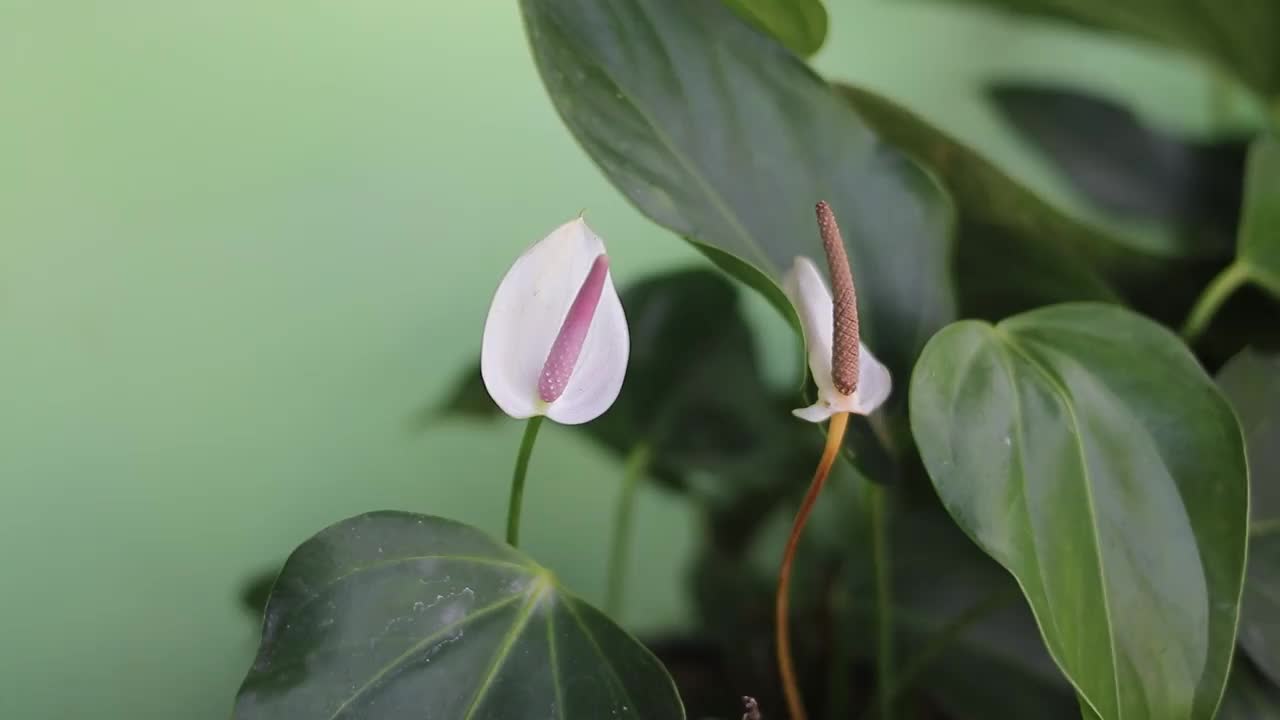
xmin=235 ymin=512 xmax=684 ymax=719
xmin=910 ymin=302 xmax=1249 ymax=720
xmin=1217 ymin=348 xmax=1280 ymax=685
xmin=836 ymin=83 xmax=1123 ymax=318
xmin=925 ymin=0 xmax=1280 ymax=98
xmin=988 ymin=84 xmax=1247 ymax=250
xmin=1239 ymin=135 xmax=1280 ymax=299
xmin=1218 ymin=658 xmax=1280 ymax=720
xmin=721 ymin=0 xmax=828 ymax=57
xmin=843 ymin=508 xmax=1078 ymax=720
xmin=520 ymin=0 xmax=956 ymax=382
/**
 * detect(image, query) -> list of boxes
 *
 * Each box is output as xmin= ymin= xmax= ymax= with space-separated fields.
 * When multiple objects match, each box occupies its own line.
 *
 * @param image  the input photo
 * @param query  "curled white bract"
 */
xmin=481 ymin=218 xmax=629 ymax=425
xmin=783 ymin=257 xmax=891 ymax=422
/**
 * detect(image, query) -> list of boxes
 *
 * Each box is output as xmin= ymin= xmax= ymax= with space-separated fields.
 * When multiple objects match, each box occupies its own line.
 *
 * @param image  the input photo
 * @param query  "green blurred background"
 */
xmin=0 ymin=1 xmax=1234 ymax=717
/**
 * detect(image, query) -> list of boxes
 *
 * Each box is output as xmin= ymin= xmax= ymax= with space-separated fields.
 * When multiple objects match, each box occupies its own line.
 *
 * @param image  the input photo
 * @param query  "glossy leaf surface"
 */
xmin=911 ymin=303 xmax=1249 ymax=719
xmin=235 ymin=512 xmax=684 ymax=719
xmin=521 ymin=0 xmax=956 ymax=380
xmin=1218 ymin=348 xmax=1280 ymax=685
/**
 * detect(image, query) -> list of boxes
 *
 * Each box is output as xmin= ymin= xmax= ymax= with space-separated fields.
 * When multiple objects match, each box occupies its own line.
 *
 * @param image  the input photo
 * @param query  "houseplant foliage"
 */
xmin=235 ymin=513 xmax=683 ymax=719
xmin=235 ymin=0 xmax=1280 ymax=718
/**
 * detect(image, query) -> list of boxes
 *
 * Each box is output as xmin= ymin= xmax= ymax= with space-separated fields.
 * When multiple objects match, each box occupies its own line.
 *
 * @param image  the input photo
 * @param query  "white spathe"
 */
xmin=481 ymin=217 xmax=629 ymax=425
xmin=783 ymin=257 xmax=891 ymax=422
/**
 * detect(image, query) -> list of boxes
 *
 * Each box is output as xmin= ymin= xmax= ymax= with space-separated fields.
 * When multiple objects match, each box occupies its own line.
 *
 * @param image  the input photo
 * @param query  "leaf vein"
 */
xmin=461 ymin=575 xmax=553 ymax=720
xmin=327 ymin=593 xmax=526 ymax=719
xmin=563 ymin=597 xmax=638 ymax=716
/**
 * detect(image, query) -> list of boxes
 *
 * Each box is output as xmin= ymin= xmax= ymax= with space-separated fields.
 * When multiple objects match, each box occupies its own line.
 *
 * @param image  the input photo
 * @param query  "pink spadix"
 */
xmin=539 ymin=254 xmax=609 ymax=403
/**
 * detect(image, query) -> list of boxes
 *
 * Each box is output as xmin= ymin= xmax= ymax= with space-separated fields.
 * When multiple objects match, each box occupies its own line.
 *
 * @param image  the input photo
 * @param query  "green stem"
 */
xmin=605 ymin=444 xmax=650 ymax=619
xmin=505 ymin=415 xmax=544 ymax=547
xmin=870 ymin=484 xmax=893 ymax=720
xmin=1180 ymin=261 xmax=1250 ymax=343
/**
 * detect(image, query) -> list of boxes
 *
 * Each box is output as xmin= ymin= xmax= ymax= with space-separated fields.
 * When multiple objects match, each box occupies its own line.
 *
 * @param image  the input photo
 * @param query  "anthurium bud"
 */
xmin=481 ymin=218 xmax=629 ymax=425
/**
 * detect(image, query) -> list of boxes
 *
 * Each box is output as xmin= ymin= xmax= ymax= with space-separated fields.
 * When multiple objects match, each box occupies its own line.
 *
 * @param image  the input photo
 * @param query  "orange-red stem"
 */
xmin=776 ymin=411 xmax=850 ymax=720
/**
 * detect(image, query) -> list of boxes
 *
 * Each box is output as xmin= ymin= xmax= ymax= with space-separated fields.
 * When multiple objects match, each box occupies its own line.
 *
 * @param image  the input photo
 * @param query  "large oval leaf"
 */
xmin=235 ymin=512 xmax=684 ymax=719
xmin=910 ymin=302 xmax=1248 ymax=720
xmin=1217 ymin=348 xmax=1280 ymax=686
xmin=520 ymin=0 xmax=956 ymax=381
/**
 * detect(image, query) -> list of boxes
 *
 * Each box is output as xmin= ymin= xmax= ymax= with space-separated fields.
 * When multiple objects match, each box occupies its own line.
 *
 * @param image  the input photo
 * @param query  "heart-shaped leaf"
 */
xmin=1217 ymin=348 xmax=1280 ymax=686
xmin=987 ymin=84 xmax=1248 ymax=250
xmin=1238 ymin=135 xmax=1280 ymax=299
xmin=721 ymin=0 xmax=827 ymax=57
xmin=520 ymin=0 xmax=956 ymax=382
xmin=921 ymin=0 xmax=1280 ymax=98
xmin=910 ymin=302 xmax=1249 ymax=720
xmin=234 ymin=512 xmax=684 ymax=719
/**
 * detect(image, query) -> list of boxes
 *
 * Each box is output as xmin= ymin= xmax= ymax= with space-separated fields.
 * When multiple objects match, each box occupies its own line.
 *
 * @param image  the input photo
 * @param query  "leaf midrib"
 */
xmin=326 ymin=591 xmax=527 ymax=719
xmin=991 ymin=326 xmax=1124 ymax=720
xmin=460 ymin=574 xmax=553 ymax=720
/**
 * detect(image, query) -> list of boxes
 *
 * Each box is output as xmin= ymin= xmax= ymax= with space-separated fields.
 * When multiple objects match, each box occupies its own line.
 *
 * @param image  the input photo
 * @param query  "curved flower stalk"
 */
xmin=776 ymin=202 xmax=891 ymax=720
xmin=481 ymin=217 xmax=629 ymax=546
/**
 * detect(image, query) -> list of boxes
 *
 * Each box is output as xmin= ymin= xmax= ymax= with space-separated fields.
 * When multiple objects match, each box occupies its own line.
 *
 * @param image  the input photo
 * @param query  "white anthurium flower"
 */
xmin=783 ymin=256 xmax=891 ymax=422
xmin=481 ymin=217 xmax=629 ymax=425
